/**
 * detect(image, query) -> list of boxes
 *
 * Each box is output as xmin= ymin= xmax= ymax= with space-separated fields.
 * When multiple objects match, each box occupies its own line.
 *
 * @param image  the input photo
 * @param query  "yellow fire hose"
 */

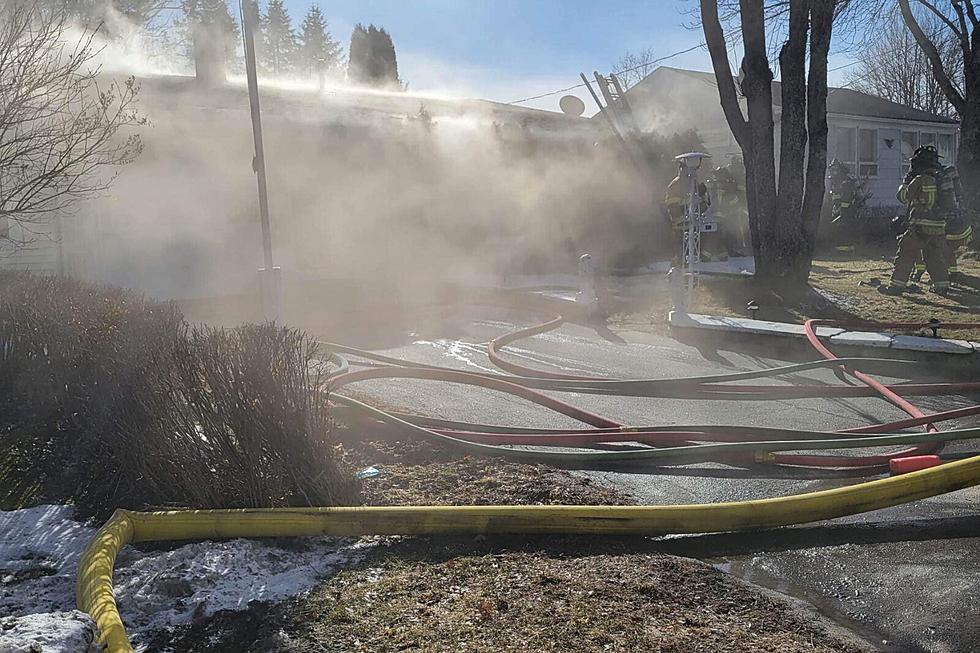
xmin=77 ymin=453 xmax=980 ymax=653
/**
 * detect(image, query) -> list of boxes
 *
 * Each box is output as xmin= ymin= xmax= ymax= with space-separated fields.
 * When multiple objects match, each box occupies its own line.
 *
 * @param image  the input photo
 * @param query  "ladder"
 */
xmin=592 ymin=72 xmax=639 ymax=135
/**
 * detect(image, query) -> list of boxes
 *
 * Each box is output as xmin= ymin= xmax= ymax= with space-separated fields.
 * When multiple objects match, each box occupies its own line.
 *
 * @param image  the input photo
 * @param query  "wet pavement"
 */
xmin=329 ymin=308 xmax=980 ymax=653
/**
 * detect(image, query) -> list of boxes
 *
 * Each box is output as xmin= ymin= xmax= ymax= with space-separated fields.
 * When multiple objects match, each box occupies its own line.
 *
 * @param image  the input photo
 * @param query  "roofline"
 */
xmin=827 ymin=111 xmax=959 ymax=128
xmin=641 ymin=66 xmax=959 ymax=126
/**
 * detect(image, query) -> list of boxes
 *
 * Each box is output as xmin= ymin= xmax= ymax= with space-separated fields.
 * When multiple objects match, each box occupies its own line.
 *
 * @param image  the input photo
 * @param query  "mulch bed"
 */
xmin=155 ymin=431 xmax=873 ymax=653
xmin=340 ymin=434 xmax=630 ymax=507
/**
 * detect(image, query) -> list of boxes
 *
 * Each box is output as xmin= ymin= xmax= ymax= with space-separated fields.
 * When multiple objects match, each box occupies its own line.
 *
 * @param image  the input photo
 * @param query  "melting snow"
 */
xmin=0 ymin=505 xmax=371 ymax=651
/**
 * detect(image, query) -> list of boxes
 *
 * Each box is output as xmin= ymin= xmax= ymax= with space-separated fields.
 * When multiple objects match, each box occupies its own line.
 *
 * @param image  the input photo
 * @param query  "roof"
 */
xmin=631 ymin=67 xmax=958 ymax=125
xmin=131 ymin=73 xmax=589 ymax=131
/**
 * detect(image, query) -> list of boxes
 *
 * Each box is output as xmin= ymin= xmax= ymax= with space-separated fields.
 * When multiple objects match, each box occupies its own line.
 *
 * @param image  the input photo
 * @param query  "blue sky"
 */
xmin=278 ymin=0 xmax=855 ymax=111
xmin=280 ymin=0 xmax=708 ymax=110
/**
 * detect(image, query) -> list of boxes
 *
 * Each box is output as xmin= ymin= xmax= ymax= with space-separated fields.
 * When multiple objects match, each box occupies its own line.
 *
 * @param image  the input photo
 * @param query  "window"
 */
xmin=938 ymin=133 xmax=956 ymax=162
xmin=902 ymin=131 xmax=919 ymax=163
xmin=834 ymin=126 xmax=855 ymax=163
xmin=858 ymin=128 xmax=877 ymax=177
xmin=901 ymin=130 xmax=956 ymax=167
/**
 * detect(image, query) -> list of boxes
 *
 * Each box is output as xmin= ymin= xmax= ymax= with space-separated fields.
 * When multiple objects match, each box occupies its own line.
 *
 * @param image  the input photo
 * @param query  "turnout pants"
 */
xmin=891 ymin=225 xmax=949 ymax=289
xmin=945 ymin=219 xmax=973 ymax=275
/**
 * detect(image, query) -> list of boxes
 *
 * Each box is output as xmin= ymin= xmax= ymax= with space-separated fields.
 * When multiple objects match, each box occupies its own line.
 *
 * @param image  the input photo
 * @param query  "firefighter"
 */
xmin=910 ymin=161 xmax=967 ymax=284
xmin=942 ymin=164 xmax=972 ymax=282
xmin=881 ymin=145 xmax=949 ymax=295
xmin=827 ymin=160 xmax=858 ymax=223
xmin=665 ymin=163 xmax=713 ymax=261
xmin=709 ymin=164 xmax=748 ymax=255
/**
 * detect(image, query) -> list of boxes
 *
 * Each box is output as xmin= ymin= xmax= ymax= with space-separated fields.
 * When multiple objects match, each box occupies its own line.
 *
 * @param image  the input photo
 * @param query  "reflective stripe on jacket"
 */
xmin=898 ymin=173 xmax=946 ymax=236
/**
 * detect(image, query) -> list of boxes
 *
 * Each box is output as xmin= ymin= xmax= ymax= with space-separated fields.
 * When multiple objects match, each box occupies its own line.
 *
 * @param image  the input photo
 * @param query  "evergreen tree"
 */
xmin=263 ymin=0 xmax=297 ymax=76
xmin=347 ymin=24 xmax=370 ymax=83
xmin=373 ymin=26 xmax=399 ymax=87
xmin=298 ymin=4 xmax=341 ymax=80
xmin=347 ymin=23 xmax=399 ymax=88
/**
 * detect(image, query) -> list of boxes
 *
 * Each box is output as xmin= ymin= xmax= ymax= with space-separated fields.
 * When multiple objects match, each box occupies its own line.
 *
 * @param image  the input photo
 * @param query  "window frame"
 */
xmin=900 ymin=129 xmax=957 ymax=165
xmin=857 ymin=127 xmax=878 ymax=178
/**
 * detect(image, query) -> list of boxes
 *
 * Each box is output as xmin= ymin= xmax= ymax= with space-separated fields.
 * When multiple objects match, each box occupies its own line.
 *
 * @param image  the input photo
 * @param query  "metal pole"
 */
xmin=240 ymin=1 xmax=280 ymax=319
xmin=686 ymin=165 xmax=698 ymax=301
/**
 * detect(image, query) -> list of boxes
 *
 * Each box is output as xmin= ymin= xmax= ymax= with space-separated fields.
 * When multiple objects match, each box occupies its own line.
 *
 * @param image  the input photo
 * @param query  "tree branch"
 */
xmin=914 ymin=0 xmax=966 ymax=39
xmin=900 ymin=0 xmax=966 ymax=112
xmin=700 ymin=0 xmax=749 ymax=147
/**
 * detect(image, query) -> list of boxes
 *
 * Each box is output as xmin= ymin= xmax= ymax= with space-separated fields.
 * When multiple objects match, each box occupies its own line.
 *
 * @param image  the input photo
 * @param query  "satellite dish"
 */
xmin=559 ymin=94 xmax=586 ymax=117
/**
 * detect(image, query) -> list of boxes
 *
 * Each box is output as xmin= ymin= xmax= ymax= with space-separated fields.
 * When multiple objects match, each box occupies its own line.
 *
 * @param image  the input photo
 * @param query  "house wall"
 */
xmin=827 ymin=115 xmax=959 ymax=208
xmin=627 ymin=70 xmax=960 ymax=210
xmin=0 ymin=218 xmax=61 ymax=275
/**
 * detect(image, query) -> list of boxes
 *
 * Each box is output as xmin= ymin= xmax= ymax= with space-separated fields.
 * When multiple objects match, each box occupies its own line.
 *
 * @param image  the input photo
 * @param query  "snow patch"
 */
xmin=114 ymin=536 xmax=369 ymax=640
xmin=1 ymin=506 xmax=371 ymax=650
xmin=0 ymin=611 xmax=99 ymax=653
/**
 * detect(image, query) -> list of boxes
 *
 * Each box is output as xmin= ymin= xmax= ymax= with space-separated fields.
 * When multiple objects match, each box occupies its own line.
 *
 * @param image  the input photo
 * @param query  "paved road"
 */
xmin=330 ymin=307 xmax=980 ymax=653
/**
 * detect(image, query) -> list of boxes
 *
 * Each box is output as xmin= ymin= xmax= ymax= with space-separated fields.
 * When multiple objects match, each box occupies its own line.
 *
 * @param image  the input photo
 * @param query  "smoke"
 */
xmin=56 ymin=16 xmax=700 ymax=327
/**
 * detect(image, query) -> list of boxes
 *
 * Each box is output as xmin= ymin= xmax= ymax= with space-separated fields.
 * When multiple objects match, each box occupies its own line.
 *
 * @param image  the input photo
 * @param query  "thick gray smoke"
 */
xmin=66 ymin=74 xmax=699 ymax=312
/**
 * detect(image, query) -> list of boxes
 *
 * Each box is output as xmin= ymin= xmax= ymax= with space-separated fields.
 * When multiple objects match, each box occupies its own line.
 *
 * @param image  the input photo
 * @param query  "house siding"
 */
xmin=627 ymin=69 xmax=960 ymax=210
xmin=0 ymin=219 xmax=61 ymax=275
xmin=826 ymin=117 xmax=959 ymax=208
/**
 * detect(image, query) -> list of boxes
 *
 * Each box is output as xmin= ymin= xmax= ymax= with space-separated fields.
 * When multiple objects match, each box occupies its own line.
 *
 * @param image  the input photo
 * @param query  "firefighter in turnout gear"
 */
xmin=665 ymin=163 xmax=713 ymax=261
xmin=828 ymin=160 xmax=858 ymax=223
xmin=708 ymin=163 xmax=748 ymax=255
xmin=910 ymin=162 xmax=967 ymax=284
xmin=942 ymin=164 xmax=972 ymax=281
xmin=882 ymin=145 xmax=950 ymax=295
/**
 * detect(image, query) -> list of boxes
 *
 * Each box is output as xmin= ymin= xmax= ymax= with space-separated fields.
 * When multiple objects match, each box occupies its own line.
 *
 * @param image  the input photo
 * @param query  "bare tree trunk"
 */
xmin=799 ymin=0 xmax=834 ymax=280
xmin=739 ymin=0 xmax=780 ymax=280
xmin=959 ymin=56 xmax=980 ymax=206
xmin=774 ymin=0 xmax=809 ymax=280
xmin=701 ymin=0 xmax=835 ymax=286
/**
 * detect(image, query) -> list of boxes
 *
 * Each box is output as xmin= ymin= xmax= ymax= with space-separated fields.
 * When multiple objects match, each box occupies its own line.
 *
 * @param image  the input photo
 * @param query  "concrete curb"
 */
xmin=668 ymin=311 xmax=980 ymax=356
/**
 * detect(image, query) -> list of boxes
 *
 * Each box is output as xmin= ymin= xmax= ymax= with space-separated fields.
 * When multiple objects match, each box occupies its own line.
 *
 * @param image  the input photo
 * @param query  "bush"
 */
xmin=0 ymin=272 xmax=357 ymax=517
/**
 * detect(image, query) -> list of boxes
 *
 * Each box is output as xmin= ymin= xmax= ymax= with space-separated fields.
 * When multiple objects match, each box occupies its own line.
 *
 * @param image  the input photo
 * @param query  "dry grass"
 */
xmin=609 ymin=254 xmax=980 ymax=341
xmin=807 ymin=255 xmax=980 ymax=339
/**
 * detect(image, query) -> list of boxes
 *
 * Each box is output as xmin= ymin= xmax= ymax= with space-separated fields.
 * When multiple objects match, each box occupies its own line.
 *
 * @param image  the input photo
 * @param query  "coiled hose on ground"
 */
xmin=77 ymin=312 xmax=980 ymax=652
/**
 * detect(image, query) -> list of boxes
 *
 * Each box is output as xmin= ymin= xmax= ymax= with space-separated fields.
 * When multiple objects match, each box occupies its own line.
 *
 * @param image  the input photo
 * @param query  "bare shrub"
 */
xmin=0 ymin=272 xmax=357 ymax=517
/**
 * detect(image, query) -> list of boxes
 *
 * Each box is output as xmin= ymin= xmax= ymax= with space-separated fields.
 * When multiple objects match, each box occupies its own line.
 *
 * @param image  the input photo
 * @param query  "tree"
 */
xmin=347 ymin=23 xmax=400 ymax=88
xmin=847 ymin=9 xmax=959 ymax=118
xmin=898 ymin=0 xmax=980 ymax=205
xmin=614 ymin=46 xmax=657 ymax=89
xmin=263 ymin=0 xmax=297 ymax=76
xmin=700 ymin=0 xmax=835 ymax=284
xmin=0 ymin=0 xmax=144 ymax=248
xmin=180 ymin=0 xmax=239 ymax=82
xmin=298 ymin=4 xmax=341 ymax=81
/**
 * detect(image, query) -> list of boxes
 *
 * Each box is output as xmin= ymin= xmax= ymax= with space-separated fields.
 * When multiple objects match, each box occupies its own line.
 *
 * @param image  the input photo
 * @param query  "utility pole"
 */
xmin=241 ymin=0 xmax=280 ymax=320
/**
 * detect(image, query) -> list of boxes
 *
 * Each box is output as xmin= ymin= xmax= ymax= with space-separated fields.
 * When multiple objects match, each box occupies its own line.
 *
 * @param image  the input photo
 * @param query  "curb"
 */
xmin=668 ymin=312 xmax=980 ymax=356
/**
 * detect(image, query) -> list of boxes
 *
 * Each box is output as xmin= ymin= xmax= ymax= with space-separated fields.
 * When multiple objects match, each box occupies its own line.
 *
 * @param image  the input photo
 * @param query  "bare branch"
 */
xmin=914 ymin=0 xmax=967 ymax=39
xmin=900 ymin=0 xmax=966 ymax=112
xmin=700 ymin=0 xmax=748 ymax=147
xmin=0 ymin=0 xmax=145 ymax=248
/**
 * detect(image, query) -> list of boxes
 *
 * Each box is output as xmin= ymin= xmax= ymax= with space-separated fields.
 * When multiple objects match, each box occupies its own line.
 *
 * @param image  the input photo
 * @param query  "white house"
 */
xmin=625 ymin=66 xmax=960 ymax=206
